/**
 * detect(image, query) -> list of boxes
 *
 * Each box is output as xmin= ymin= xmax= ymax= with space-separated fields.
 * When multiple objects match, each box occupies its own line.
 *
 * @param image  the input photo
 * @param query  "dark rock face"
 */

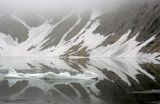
xmin=0 ymin=14 xmax=29 ymax=43
xmin=41 ymin=15 xmax=78 ymax=50
xmin=94 ymin=0 xmax=160 ymax=45
xmin=64 ymin=11 xmax=91 ymax=41
xmin=95 ymin=0 xmax=160 ymax=56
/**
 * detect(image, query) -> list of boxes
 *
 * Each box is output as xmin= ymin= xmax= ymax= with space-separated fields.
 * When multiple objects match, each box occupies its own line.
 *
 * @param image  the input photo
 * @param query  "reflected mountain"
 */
xmin=0 ymin=58 xmax=160 ymax=104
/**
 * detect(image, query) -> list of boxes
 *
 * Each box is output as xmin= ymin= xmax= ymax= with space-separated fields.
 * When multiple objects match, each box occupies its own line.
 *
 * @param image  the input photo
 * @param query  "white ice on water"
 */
xmin=4 ymin=68 xmax=99 ymax=80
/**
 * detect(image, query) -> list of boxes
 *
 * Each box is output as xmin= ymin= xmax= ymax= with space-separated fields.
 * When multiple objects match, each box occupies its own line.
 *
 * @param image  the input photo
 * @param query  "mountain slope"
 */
xmin=0 ymin=0 xmax=160 ymax=58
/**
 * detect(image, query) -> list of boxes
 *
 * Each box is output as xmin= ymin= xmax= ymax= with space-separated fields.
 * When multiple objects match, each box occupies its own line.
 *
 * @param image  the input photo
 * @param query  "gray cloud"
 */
xmin=0 ymin=0 xmax=131 ymax=13
xmin=0 ymin=0 xmax=148 ymax=15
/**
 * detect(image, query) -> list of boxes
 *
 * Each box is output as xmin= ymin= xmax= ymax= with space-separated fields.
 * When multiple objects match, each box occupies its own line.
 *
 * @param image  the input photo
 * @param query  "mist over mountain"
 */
xmin=0 ymin=0 xmax=160 ymax=58
xmin=1 ymin=1 xmax=160 ymax=104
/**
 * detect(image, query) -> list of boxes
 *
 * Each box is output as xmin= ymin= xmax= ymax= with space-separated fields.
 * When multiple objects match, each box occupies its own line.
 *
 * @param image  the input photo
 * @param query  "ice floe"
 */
xmin=4 ymin=68 xmax=99 ymax=80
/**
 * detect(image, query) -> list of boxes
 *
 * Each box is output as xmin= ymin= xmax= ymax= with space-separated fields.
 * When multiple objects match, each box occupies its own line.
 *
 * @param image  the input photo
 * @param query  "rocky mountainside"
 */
xmin=0 ymin=0 xmax=160 ymax=58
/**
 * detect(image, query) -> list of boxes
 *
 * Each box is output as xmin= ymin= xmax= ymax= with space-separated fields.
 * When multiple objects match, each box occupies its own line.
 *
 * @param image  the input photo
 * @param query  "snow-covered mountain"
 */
xmin=0 ymin=0 xmax=160 ymax=58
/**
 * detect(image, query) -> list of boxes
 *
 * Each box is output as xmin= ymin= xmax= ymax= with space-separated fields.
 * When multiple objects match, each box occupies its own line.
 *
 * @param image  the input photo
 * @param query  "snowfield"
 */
xmin=0 ymin=12 xmax=159 ymax=59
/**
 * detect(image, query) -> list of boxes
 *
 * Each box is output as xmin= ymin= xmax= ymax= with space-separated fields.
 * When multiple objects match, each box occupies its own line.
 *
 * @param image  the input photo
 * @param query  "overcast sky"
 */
xmin=0 ymin=0 xmax=145 ymax=14
xmin=0 ymin=0 xmax=124 ymax=12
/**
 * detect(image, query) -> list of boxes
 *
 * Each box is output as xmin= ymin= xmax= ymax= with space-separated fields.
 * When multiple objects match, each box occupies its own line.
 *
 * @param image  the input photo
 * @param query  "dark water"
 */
xmin=0 ymin=58 xmax=160 ymax=104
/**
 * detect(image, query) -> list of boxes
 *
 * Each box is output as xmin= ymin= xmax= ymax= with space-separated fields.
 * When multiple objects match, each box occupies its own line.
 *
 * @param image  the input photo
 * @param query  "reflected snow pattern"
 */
xmin=0 ymin=58 xmax=160 ymax=104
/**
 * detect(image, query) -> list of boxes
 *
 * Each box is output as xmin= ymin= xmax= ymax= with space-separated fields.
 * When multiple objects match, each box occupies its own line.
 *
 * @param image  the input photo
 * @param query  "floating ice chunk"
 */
xmin=4 ymin=68 xmax=99 ymax=80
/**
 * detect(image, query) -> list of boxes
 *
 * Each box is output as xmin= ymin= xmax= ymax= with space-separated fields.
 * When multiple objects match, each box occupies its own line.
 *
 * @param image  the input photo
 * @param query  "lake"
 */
xmin=0 ymin=57 xmax=160 ymax=104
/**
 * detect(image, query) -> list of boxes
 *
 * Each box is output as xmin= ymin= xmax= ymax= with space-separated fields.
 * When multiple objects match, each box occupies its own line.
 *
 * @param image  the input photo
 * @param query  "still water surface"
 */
xmin=0 ymin=58 xmax=160 ymax=104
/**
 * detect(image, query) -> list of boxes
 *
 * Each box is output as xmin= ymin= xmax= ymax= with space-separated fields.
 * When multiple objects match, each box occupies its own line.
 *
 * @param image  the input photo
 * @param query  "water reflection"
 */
xmin=0 ymin=57 xmax=160 ymax=104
